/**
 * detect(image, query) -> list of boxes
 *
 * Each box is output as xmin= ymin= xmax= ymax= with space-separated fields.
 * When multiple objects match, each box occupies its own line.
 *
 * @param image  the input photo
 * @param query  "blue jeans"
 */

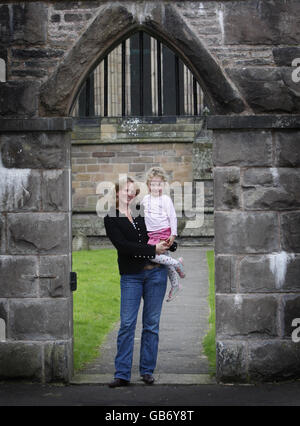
xmin=115 ymin=266 xmax=168 ymax=381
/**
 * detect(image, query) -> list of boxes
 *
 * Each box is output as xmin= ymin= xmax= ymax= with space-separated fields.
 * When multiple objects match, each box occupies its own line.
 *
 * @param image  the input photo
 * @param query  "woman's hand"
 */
xmin=166 ymin=235 xmax=176 ymax=248
xmin=156 ymin=241 xmax=169 ymax=255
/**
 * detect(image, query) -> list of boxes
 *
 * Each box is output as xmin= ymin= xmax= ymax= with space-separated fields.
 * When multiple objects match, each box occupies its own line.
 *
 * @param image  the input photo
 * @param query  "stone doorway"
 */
xmin=1 ymin=1 xmax=300 ymax=385
xmin=70 ymin=117 xmax=215 ymax=385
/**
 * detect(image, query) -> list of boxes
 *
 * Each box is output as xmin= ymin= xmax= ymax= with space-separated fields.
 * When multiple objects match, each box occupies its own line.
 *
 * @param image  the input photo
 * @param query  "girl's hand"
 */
xmin=166 ymin=235 xmax=176 ymax=247
xmin=156 ymin=241 xmax=169 ymax=254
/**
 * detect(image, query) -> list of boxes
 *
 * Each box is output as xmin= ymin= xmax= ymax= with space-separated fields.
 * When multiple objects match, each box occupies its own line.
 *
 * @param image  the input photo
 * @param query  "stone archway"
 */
xmin=1 ymin=0 xmax=300 ymax=385
xmin=36 ymin=2 xmax=300 ymax=384
xmin=39 ymin=3 xmax=248 ymax=117
xmin=37 ymin=2 xmax=250 ymax=384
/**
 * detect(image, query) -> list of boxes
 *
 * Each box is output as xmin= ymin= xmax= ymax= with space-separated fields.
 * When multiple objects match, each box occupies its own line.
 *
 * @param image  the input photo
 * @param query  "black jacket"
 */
xmin=104 ymin=209 xmax=156 ymax=275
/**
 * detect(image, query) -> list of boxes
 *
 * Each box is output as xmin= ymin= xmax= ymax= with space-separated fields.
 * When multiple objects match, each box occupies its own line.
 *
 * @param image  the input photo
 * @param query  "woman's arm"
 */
xmin=104 ymin=215 xmax=156 ymax=258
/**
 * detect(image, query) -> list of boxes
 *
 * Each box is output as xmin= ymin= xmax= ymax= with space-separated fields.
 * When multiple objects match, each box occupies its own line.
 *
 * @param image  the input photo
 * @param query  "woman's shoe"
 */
xmin=141 ymin=374 xmax=155 ymax=385
xmin=108 ymin=378 xmax=130 ymax=388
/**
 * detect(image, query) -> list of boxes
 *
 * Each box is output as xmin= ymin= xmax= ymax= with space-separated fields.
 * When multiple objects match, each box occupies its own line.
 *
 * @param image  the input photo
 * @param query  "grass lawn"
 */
xmin=202 ymin=250 xmax=216 ymax=375
xmin=72 ymin=249 xmax=120 ymax=372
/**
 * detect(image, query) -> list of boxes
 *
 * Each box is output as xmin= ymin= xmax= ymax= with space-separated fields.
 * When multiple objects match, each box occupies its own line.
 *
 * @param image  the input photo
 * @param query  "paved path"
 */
xmin=72 ymin=246 xmax=214 ymax=385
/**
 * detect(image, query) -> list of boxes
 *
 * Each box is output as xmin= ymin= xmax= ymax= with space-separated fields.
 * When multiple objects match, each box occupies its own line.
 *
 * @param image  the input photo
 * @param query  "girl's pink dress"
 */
xmin=147 ymin=227 xmax=171 ymax=245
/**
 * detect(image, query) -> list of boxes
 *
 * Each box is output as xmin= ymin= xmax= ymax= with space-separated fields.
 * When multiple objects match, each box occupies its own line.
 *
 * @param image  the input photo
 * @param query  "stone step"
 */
xmin=71 ymin=373 xmax=216 ymax=385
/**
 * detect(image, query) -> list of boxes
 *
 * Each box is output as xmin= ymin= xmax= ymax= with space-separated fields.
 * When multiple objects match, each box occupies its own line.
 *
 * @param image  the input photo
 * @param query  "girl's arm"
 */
xmin=165 ymin=196 xmax=177 ymax=236
xmin=164 ymin=196 xmax=177 ymax=246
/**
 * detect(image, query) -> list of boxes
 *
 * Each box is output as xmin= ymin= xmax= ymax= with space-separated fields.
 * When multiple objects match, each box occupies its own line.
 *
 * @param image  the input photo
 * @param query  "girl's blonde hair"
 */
xmin=145 ymin=166 xmax=168 ymax=186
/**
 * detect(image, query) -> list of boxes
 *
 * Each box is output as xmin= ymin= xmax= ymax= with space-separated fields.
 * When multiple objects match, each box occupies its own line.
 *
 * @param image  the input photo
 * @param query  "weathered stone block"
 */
xmin=242 ymin=168 xmax=300 ymax=210
xmin=282 ymin=295 xmax=300 ymax=338
xmin=180 ymin=213 xmax=214 ymax=238
xmin=42 ymin=170 xmax=70 ymax=212
xmin=216 ymin=294 xmax=278 ymax=338
xmin=224 ymin=0 xmax=300 ymax=45
xmin=23 ymin=3 xmax=48 ymax=45
xmin=214 ymin=167 xmax=240 ymax=210
xmin=72 ymin=214 xmax=106 ymax=237
xmin=0 ymin=256 xmax=38 ymax=297
xmin=227 ymin=67 xmax=300 ymax=114
xmin=281 ymin=212 xmax=300 ymax=252
xmin=275 ymin=131 xmax=300 ymax=167
xmin=0 ymin=81 xmax=39 ymax=117
xmin=39 ymin=255 xmax=71 ymax=298
xmin=0 ymin=4 xmax=25 ymax=45
xmin=203 ymin=180 xmax=214 ymax=208
xmin=216 ymin=340 xmax=247 ymax=383
xmin=240 ymin=257 xmax=270 ymax=293
xmin=0 ymin=3 xmax=47 ymax=46
xmin=213 ymin=130 xmax=273 ymax=167
xmin=7 ymin=213 xmax=70 ymax=254
xmin=9 ymin=299 xmax=71 ymax=340
xmin=239 ymin=254 xmax=300 ymax=293
xmin=248 ymin=340 xmax=300 ymax=382
xmin=273 ymin=47 xmax=300 ymax=67
xmin=0 ymin=132 xmax=69 ymax=169
xmin=192 ymin=140 xmax=213 ymax=180
xmin=0 ymin=342 xmax=43 ymax=381
xmin=215 ymin=212 xmax=279 ymax=254
xmin=0 ymin=168 xmax=41 ymax=213
xmin=11 ymin=48 xmax=64 ymax=61
xmin=44 ymin=341 xmax=73 ymax=383
xmin=215 ymin=255 xmax=236 ymax=293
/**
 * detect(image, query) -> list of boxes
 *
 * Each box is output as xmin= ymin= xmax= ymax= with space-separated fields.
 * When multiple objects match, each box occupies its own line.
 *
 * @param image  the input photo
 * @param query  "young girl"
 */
xmin=141 ymin=167 xmax=185 ymax=302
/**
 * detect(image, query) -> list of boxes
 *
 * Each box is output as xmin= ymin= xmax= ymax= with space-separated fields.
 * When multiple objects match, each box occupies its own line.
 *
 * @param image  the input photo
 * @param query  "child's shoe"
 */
xmin=175 ymin=257 xmax=185 ymax=278
xmin=166 ymin=284 xmax=183 ymax=302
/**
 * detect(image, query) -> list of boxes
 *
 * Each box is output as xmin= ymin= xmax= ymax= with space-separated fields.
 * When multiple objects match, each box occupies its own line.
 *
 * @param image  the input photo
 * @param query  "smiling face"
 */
xmin=148 ymin=176 xmax=165 ymax=197
xmin=117 ymin=182 xmax=137 ymax=209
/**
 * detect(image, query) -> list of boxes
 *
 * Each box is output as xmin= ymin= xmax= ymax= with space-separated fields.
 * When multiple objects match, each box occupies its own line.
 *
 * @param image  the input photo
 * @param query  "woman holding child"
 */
xmin=104 ymin=167 xmax=185 ymax=388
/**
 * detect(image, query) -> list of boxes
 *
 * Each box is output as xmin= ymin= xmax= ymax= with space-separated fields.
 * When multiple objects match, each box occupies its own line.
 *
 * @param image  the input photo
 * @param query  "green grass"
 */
xmin=72 ymin=249 xmax=120 ymax=372
xmin=202 ymin=250 xmax=216 ymax=375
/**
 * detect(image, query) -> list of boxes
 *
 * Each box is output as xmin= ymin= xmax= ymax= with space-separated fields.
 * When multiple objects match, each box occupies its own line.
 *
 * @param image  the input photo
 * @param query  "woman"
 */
xmin=104 ymin=176 xmax=169 ymax=387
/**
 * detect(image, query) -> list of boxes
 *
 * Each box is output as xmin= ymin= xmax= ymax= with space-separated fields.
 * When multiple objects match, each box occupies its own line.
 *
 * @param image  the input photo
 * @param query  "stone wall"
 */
xmin=208 ymin=116 xmax=300 ymax=382
xmin=0 ymin=118 xmax=73 ymax=382
xmin=1 ymin=1 xmax=299 ymax=116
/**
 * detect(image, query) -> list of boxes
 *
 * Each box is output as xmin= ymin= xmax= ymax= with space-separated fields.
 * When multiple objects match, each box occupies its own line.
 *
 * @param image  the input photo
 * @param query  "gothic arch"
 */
xmin=39 ymin=3 xmax=248 ymax=116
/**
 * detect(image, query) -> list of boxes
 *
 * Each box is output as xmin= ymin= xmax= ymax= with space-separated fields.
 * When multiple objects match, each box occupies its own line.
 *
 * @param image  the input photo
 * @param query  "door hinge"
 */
xmin=70 ymin=272 xmax=77 ymax=292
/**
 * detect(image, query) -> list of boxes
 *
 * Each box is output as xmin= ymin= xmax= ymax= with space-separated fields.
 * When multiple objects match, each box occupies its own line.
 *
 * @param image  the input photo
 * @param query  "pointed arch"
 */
xmin=71 ymin=30 xmax=207 ymax=117
xmin=39 ymin=4 xmax=248 ymax=116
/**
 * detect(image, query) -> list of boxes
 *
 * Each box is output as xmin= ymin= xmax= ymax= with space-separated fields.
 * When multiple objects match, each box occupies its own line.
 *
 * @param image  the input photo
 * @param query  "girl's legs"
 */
xmin=167 ymin=265 xmax=178 ymax=289
xmin=153 ymin=252 xmax=185 ymax=278
xmin=166 ymin=265 xmax=183 ymax=302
